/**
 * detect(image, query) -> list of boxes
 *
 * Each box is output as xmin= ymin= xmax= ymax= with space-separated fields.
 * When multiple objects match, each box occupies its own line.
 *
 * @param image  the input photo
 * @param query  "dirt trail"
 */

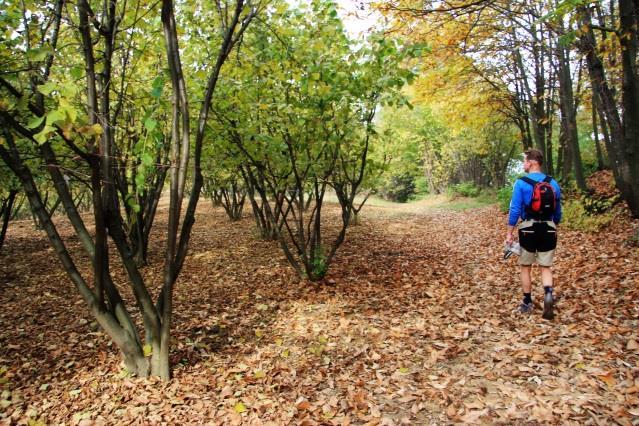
xmin=0 ymin=201 xmax=638 ymax=424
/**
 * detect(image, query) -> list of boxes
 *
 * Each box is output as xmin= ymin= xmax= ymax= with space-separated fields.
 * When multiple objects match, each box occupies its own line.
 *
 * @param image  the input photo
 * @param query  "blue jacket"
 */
xmin=508 ymin=172 xmax=562 ymax=226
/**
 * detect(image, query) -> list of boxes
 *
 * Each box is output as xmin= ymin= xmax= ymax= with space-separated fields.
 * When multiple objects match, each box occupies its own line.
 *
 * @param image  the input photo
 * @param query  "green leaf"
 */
xmin=46 ymin=109 xmax=66 ymax=126
xmin=26 ymin=46 xmax=50 ymax=62
xmin=33 ymin=125 xmax=55 ymax=144
xmin=70 ymin=67 xmax=83 ymax=79
xmin=141 ymin=152 xmax=154 ymax=167
xmin=26 ymin=115 xmax=45 ymax=129
xmin=59 ymin=82 xmax=78 ymax=98
xmin=233 ymin=402 xmax=247 ymax=413
xmin=37 ymin=82 xmax=58 ymax=96
xmin=144 ymin=118 xmax=157 ymax=131
xmin=59 ymin=99 xmax=78 ymax=123
xmin=151 ymin=76 xmax=164 ymax=98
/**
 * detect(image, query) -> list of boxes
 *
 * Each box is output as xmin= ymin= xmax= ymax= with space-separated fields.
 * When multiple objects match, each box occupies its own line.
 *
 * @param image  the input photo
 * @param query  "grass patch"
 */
xmin=440 ymin=192 xmax=496 ymax=211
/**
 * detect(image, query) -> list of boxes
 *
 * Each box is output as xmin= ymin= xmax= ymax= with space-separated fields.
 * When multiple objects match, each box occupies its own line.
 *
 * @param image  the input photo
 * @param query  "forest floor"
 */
xmin=1 ymin=191 xmax=638 ymax=425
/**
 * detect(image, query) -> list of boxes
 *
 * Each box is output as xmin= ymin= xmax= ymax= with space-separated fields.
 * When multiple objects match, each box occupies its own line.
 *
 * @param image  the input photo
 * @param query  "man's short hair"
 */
xmin=524 ymin=149 xmax=544 ymax=166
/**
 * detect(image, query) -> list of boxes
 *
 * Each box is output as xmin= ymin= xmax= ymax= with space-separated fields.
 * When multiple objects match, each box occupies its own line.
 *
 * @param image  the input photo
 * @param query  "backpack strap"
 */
xmin=542 ymin=175 xmax=552 ymax=183
xmin=519 ymin=176 xmax=536 ymax=186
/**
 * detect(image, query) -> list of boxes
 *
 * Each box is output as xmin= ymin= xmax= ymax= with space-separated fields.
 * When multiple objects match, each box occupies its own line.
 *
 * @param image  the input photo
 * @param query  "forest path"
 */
xmin=0 ymin=200 xmax=638 ymax=424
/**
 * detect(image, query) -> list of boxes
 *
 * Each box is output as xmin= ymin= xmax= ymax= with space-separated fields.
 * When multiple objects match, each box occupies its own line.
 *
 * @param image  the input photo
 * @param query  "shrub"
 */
xmin=448 ymin=182 xmax=481 ymax=198
xmin=582 ymin=194 xmax=619 ymax=215
xmin=413 ymin=176 xmax=430 ymax=196
xmin=562 ymin=199 xmax=617 ymax=232
xmin=311 ymin=247 xmax=328 ymax=279
xmin=497 ymin=186 xmax=511 ymax=213
xmin=381 ymin=173 xmax=416 ymax=203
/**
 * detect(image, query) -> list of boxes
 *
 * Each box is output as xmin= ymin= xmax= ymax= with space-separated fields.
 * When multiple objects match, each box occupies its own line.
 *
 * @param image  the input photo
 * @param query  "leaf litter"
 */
xmin=0 ymin=198 xmax=638 ymax=424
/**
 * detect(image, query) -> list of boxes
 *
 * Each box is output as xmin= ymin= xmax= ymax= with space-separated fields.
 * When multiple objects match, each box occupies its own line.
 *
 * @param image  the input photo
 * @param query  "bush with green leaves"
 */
xmin=448 ymin=182 xmax=481 ymax=198
xmin=497 ymin=186 xmax=512 ymax=213
xmin=562 ymin=199 xmax=617 ymax=232
xmin=582 ymin=194 xmax=619 ymax=215
xmin=413 ymin=176 xmax=430 ymax=195
xmin=381 ymin=173 xmax=416 ymax=203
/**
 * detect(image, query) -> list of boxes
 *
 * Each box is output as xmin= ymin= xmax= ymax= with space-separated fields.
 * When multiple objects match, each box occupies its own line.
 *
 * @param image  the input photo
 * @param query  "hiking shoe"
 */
xmin=518 ymin=302 xmax=533 ymax=314
xmin=542 ymin=292 xmax=554 ymax=320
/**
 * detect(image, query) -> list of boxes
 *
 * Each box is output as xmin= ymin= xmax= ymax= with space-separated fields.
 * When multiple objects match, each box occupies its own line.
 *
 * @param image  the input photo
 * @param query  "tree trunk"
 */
xmin=557 ymin=43 xmax=587 ymax=191
xmin=579 ymin=4 xmax=639 ymax=216
xmin=592 ymin=92 xmax=606 ymax=170
xmin=617 ymin=0 xmax=639 ymax=215
xmin=0 ymin=189 xmax=18 ymax=252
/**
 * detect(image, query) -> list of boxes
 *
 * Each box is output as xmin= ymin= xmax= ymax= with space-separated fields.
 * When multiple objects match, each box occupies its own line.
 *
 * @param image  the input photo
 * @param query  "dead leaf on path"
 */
xmin=460 ymin=408 xmax=488 ymax=423
xmin=296 ymin=399 xmax=311 ymax=411
xmin=597 ymin=372 xmax=617 ymax=388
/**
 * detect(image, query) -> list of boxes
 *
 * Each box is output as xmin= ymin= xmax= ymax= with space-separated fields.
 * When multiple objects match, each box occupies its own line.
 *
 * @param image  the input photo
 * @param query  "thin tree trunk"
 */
xmin=592 ymin=92 xmax=606 ymax=170
xmin=557 ymin=43 xmax=587 ymax=191
xmin=0 ymin=190 xmax=18 ymax=252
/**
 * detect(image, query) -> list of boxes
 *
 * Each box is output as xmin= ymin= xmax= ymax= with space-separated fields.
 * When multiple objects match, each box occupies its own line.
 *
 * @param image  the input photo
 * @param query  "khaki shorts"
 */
xmin=518 ymin=220 xmax=556 ymax=267
xmin=519 ymin=247 xmax=555 ymax=266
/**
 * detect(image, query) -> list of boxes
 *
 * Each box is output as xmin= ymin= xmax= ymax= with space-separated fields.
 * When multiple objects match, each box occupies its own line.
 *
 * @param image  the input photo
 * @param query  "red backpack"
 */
xmin=519 ymin=175 xmax=556 ymax=219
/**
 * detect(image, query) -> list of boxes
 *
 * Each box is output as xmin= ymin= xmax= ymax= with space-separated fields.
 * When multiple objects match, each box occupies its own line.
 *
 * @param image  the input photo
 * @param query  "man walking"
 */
xmin=506 ymin=149 xmax=562 ymax=319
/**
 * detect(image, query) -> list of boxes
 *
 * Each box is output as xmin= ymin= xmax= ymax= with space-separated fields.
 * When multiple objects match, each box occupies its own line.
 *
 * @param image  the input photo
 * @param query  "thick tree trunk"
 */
xmin=617 ymin=0 xmax=639 ymax=215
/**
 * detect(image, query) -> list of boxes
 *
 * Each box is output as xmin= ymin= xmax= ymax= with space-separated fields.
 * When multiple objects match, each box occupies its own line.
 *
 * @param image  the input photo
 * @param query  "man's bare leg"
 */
xmin=520 ymin=265 xmax=532 ymax=293
xmin=519 ymin=265 xmax=533 ymax=312
xmin=540 ymin=266 xmax=553 ymax=287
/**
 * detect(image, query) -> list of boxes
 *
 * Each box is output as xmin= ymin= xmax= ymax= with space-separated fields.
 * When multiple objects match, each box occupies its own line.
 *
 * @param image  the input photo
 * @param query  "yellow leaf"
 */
xmin=399 ymin=367 xmax=409 ymax=374
xmin=91 ymin=123 xmax=103 ymax=136
xmin=143 ymin=344 xmax=153 ymax=357
xmin=233 ymin=402 xmax=247 ymax=413
xmin=281 ymin=348 xmax=290 ymax=358
xmin=253 ymin=370 xmax=265 ymax=379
